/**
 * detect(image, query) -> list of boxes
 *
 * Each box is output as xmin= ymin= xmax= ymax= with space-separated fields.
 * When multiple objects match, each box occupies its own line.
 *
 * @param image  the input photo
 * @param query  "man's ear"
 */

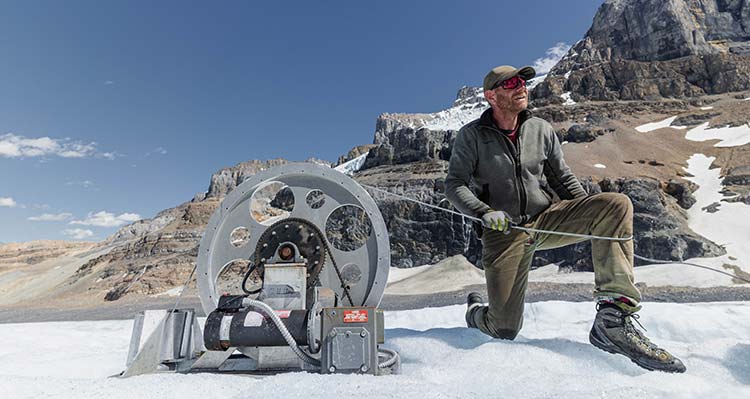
xmin=484 ymin=90 xmax=495 ymax=106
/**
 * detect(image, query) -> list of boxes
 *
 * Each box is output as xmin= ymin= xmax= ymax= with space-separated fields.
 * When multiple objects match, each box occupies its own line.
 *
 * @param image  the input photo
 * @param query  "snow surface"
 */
xmin=685 ymin=122 xmax=750 ymax=147
xmin=334 ymin=153 xmax=368 ymax=176
xmin=2 ymin=302 xmax=750 ymax=398
xmin=594 ymin=163 xmax=606 ymax=169
xmin=526 ymin=74 xmax=547 ymax=90
xmin=560 ymin=91 xmax=576 ymax=106
xmin=683 ymin=154 xmax=750 ymax=272
xmin=635 ymin=116 xmax=687 ymax=133
xmin=421 ymin=104 xmax=486 ymax=131
xmin=700 ymin=106 xmax=714 ymax=110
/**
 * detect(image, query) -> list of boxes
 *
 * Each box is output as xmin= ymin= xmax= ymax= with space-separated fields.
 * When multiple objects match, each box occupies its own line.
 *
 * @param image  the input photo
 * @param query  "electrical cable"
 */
xmin=242 ymin=299 xmax=321 ymax=367
xmin=377 ymin=347 xmax=400 ymax=369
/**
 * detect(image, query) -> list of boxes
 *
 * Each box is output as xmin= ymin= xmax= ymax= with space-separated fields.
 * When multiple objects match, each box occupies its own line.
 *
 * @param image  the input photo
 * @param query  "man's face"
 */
xmin=484 ymin=76 xmax=528 ymax=113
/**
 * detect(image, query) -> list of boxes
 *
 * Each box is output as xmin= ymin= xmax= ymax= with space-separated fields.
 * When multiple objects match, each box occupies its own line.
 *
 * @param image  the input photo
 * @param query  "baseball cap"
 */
xmin=483 ymin=65 xmax=536 ymax=91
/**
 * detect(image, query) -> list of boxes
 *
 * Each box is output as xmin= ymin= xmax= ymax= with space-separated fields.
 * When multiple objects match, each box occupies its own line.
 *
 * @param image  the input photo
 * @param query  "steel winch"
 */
xmin=120 ymin=162 xmax=399 ymax=377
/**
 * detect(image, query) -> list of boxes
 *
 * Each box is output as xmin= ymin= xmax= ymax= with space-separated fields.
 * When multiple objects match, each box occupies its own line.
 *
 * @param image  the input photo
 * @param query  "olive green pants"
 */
xmin=471 ymin=192 xmax=641 ymax=339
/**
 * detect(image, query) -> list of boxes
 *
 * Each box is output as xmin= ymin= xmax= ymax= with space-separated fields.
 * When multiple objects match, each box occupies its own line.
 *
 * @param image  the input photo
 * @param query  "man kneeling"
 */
xmin=445 ymin=65 xmax=685 ymax=373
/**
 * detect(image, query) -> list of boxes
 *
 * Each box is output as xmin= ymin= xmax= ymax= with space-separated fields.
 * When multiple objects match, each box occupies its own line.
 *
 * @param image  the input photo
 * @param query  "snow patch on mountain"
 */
xmin=684 ymin=153 xmax=750 ymax=273
xmin=561 ymin=92 xmax=576 ymax=106
xmin=334 ymin=153 xmax=368 ymax=176
xmin=685 ymin=122 xmax=750 ymax=147
xmin=635 ymin=116 xmax=687 ymax=132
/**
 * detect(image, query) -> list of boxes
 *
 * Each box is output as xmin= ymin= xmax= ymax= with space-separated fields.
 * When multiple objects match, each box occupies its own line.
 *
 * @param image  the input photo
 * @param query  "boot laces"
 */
xmin=623 ymin=313 xmax=667 ymax=356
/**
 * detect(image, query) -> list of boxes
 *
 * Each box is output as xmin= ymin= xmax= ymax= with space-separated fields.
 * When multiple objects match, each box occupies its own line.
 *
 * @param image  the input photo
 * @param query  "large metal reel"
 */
xmin=196 ymin=162 xmax=390 ymax=315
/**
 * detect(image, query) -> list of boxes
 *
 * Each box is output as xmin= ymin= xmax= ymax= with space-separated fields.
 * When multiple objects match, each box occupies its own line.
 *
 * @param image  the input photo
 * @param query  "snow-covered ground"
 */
xmin=636 ymin=112 xmax=750 ymax=147
xmin=635 ymin=116 xmax=686 ymax=132
xmin=560 ymin=91 xmax=576 ymax=106
xmin=334 ymin=153 xmax=368 ymax=175
xmin=683 ymin=154 xmax=750 ymax=272
xmin=1 ymin=302 xmax=749 ymax=399
xmin=685 ymin=122 xmax=750 ymax=147
xmin=420 ymin=103 xmax=486 ymax=131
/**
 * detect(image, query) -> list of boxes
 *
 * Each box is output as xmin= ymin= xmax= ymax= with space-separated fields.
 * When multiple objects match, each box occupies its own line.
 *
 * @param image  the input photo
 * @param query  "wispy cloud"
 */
xmin=62 ymin=228 xmax=94 ymax=239
xmin=531 ymin=42 xmax=571 ymax=75
xmin=104 ymin=80 xmax=114 ymax=85
xmin=145 ymin=146 xmax=168 ymax=157
xmin=0 ymin=197 xmax=17 ymax=208
xmin=0 ymin=133 xmax=116 ymax=160
xmin=28 ymin=212 xmax=73 ymax=222
xmin=66 ymin=180 xmax=96 ymax=189
xmin=70 ymin=211 xmax=141 ymax=227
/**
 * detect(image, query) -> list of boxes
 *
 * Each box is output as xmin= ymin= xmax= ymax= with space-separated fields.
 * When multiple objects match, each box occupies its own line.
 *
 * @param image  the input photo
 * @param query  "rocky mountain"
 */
xmin=533 ymin=0 xmax=750 ymax=103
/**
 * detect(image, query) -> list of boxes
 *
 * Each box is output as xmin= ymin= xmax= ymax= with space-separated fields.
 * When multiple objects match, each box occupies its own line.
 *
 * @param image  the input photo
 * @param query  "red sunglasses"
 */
xmin=493 ymin=76 xmax=526 ymax=90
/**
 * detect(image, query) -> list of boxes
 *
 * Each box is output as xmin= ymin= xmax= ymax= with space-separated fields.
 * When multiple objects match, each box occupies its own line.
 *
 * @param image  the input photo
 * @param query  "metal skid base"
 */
xmin=119 ymin=308 xmax=400 ymax=378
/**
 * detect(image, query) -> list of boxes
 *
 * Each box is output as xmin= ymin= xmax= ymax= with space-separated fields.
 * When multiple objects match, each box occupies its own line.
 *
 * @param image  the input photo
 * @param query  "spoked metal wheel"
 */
xmin=196 ymin=162 xmax=390 ymax=315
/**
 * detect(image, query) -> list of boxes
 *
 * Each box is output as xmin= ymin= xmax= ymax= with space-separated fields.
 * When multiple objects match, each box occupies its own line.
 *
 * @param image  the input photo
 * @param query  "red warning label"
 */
xmin=274 ymin=310 xmax=291 ymax=319
xmin=343 ymin=309 xmax=368 ymax=323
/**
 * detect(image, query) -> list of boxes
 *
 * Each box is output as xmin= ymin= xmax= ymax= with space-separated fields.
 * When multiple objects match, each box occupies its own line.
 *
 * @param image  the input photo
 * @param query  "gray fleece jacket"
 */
xmin=445 ymin=108 xmax=586 ymax=225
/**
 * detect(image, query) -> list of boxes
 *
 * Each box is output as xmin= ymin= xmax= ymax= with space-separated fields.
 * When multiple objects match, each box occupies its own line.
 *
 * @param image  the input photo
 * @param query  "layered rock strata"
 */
xmin=533 ymin=0 xmax=750 ymax=103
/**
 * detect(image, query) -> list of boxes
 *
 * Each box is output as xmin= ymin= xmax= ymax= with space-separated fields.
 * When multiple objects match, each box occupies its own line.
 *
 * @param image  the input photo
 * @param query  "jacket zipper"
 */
xmin=487 ymin=126 xmax=528 ymax=225
xmin=515 ymin=132 xmax=528 ymax=224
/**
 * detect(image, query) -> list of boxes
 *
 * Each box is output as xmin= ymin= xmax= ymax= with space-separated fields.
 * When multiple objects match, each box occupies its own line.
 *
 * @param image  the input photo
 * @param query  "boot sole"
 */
xmin=589 ymin=329 xmax=685 ymax=373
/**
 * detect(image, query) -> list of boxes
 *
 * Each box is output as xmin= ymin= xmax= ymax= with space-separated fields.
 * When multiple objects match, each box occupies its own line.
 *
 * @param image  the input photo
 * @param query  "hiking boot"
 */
xmin=465 ymin=292 xmax=483 ymax=329
xmin=589 ymin=304 xmax=686 ymax=373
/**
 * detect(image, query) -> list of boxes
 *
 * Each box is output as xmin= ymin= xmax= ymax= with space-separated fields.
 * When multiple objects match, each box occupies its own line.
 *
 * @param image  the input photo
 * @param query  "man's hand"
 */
xmin=481 ymin=210 xmax=512 ymax=233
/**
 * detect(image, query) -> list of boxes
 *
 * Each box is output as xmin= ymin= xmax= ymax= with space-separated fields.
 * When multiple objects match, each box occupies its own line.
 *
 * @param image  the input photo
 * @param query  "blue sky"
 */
xmin=0 ymin=0 xmax=603 ymax=242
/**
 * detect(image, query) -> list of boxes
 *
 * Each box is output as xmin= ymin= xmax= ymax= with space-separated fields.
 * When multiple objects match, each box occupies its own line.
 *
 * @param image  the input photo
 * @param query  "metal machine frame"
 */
xmin=120 ymin=162 xmax=399 ymax=377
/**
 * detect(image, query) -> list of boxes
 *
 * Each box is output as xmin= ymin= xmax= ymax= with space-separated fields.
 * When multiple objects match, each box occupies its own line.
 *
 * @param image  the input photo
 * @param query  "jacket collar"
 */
xmin=478 ymin=107 xmax=532 ymax=131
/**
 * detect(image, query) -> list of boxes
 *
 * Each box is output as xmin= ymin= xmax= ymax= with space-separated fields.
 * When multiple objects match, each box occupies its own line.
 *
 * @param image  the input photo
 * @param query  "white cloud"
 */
xmin=28 ymin=212 xmax=73 ymax=222
xmin=531 ymin=42 xmax=571 ymax=75
xmin=66 ymin=180 xmax=95 ymax=189
xmin=70 ymin=211 xmax=141 ymax=227
xmin=0 ymin=197 xmax=17 ymax=208
xmin=62 ymin=228 xmax=94 ymax=239
xmin=145 ymin=147 xmax=168 ymax=157
xmin=104 ymin=80 xmax=114 ymax=85
xmin=0 ymin=133 xmax=115 ymax=160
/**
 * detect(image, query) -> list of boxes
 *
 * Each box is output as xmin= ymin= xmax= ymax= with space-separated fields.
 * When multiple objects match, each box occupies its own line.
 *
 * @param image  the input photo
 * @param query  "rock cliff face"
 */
xmin=533 ymin=0 xmax=750 ymax=102
xmin=206 ymin=158 xmax=331 ymax=199
xmin=206 ymin=159 xmax=290 ymax=199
